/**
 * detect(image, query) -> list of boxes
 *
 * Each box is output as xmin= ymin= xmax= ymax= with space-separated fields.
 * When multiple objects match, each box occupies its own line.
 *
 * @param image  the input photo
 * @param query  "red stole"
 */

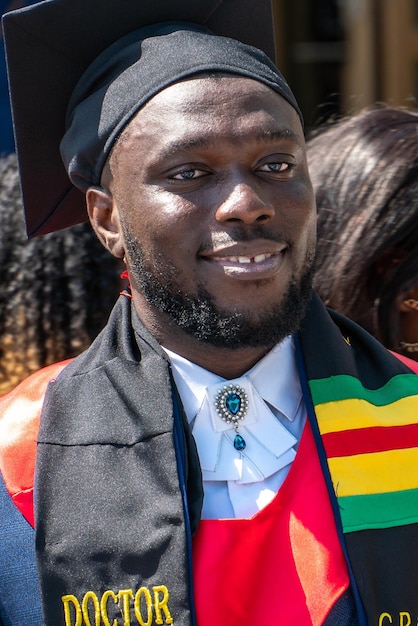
xmin=0 ymin=360 xmax=70 ymax=528
xmin=192 ymin=422 xmax=349 ymax=625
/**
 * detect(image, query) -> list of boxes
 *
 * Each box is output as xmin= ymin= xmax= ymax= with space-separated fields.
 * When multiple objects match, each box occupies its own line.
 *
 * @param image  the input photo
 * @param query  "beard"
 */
xmin=124 ymin=230 xmax=315 ymax=350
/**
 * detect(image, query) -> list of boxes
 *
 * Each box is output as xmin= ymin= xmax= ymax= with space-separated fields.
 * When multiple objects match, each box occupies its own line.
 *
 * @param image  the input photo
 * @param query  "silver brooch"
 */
xmin=214 ymin=384 xmax=249 ymax=450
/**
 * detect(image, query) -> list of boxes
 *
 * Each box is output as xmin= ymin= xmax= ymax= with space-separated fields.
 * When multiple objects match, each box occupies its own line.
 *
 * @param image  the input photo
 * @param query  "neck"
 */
xmin=165 ymin=341 xmax=271 ymax=379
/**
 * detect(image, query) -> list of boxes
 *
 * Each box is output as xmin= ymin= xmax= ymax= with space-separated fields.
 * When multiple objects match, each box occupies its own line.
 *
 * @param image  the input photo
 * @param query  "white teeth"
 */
xmin=217 ymin=253 xmax=274 ymax=264
xmin=254 ymin=253 xmax=269 ymax=263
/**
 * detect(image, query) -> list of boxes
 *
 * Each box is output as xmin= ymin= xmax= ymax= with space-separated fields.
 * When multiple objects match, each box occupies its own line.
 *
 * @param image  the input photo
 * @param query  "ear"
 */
xmin=86 ymin=186 xmax=125 ymax=259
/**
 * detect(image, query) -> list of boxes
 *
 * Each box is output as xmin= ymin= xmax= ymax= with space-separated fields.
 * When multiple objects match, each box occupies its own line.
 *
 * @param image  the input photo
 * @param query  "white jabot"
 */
xmin=164 ymin=336 xmax=305 ymax=519
xmin=194 ymin=378 xmax=297 ymax=482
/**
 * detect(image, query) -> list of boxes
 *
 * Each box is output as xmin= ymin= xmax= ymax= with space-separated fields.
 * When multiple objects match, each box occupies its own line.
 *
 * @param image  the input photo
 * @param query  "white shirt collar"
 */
xmin=164 ymin=338 xmax=305 ymax=517
xmin=164 ymin=335 xmax=301 ymax=425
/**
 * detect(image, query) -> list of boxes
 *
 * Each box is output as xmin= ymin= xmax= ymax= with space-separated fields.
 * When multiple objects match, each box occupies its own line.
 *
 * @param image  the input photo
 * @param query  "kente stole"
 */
xmin=298 ymin=299 xmax=418 ymax=625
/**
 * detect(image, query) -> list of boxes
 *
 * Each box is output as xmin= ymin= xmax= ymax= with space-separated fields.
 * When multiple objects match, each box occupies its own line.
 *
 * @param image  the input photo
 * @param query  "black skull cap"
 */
xmin=3 ymin=0 xmax=301 ymax=237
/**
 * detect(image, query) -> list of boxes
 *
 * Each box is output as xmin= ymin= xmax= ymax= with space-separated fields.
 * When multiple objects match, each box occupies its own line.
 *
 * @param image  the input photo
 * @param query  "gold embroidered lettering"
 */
xmin=62 ymin=594 xmax=82 ymax=626
xmin=100 ymin=590 xmax=119 ymax=626
xmin=400 ymin=613 xmax=412 ymax=626
xmin=81 ymin=591 xmax=101 ymax=626
xmin=134 ymin=587 xmax=153 ymax=626
xmin=62 ymin=584 xmax=174 ymax=625
xmin=152 ymin=586 xmax=173 ymax=625
xmin=118 ymin=589 xmax=134 ymax=626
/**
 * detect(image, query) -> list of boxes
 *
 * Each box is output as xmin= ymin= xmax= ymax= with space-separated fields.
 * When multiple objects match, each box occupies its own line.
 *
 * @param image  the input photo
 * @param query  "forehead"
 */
xmin=114 ymin=75 xmax=304 ymax=155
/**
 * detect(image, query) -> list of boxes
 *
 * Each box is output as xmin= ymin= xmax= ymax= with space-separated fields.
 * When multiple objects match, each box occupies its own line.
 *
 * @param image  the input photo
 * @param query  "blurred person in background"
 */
xmin=307 ymin=105 xmax=418 ymax=361
xmin=0 ymin=153 xmax=121 ymax=394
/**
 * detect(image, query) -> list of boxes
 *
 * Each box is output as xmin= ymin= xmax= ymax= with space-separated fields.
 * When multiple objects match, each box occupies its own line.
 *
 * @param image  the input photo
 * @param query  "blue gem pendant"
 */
xmin=214 ymin=384 xmax=249 ymax=450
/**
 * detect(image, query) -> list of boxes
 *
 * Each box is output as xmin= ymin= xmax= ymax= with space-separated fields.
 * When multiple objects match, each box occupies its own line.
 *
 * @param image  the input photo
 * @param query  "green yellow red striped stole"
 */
xmin=297 ymin=294 xmax=418 ymax=623
xmin=310 ymin=373 xmax=418 ymax=534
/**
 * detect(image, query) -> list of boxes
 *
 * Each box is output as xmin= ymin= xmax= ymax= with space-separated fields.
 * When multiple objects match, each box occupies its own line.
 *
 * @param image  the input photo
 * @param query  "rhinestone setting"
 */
xmin=214 ymin=384 xmax=249 ymax=450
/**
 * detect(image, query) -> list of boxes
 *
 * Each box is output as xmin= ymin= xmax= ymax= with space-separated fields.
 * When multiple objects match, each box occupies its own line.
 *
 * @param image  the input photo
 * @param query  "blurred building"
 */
xmin=273 ymin=0 xmax=418 ymax=127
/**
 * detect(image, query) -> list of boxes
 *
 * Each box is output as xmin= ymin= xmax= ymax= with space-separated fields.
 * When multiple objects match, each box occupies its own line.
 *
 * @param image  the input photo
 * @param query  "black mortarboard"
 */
xmin=3 ymin=0 xmax=301 ymax=237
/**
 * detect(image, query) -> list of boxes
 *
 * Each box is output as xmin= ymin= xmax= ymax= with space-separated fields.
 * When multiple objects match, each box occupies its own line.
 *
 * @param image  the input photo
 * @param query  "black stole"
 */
xmin=35 ymin=296 xmax=202 ymax=626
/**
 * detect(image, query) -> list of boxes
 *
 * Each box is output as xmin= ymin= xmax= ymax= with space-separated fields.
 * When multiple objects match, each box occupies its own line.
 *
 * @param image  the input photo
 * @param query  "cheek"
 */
xmin=124 ymin=208 xmax=200 ymax=268
xmin=139 ymin=192 xmax=204 ymax=249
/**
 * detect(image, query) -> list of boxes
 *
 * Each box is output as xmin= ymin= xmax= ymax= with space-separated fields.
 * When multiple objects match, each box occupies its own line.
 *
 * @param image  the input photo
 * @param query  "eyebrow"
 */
xmin=257 ymin=128 xmax=300 ymax=143
xmin=156 ymin=127 xmax=301 ymax=160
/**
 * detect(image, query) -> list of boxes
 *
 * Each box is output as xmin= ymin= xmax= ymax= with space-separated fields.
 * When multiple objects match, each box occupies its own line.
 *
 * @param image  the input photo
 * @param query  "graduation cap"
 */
xmin=2 ymin=0 xmax=296 ymax=237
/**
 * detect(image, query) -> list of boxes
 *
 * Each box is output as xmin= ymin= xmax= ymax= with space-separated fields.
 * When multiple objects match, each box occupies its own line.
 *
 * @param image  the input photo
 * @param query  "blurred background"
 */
xmin=273 ymin=0 xmax=417 ymax=128
xmin=1 ymin=0 xmax=418 ymax=151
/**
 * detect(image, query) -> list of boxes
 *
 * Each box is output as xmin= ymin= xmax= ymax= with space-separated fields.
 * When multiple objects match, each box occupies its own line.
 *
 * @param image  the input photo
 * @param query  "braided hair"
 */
xmin=0 ymin=153 xmax=121 ymax=394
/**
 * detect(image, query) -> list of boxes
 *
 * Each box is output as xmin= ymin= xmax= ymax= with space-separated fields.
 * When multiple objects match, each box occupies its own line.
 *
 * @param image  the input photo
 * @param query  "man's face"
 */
xmin=98 ymin=75 xmax=317 ymax=353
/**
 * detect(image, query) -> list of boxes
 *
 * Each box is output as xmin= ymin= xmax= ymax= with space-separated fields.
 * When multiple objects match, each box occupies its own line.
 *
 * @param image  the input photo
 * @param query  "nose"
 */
xmin=215 ymin=179 xmax=275 ymax=225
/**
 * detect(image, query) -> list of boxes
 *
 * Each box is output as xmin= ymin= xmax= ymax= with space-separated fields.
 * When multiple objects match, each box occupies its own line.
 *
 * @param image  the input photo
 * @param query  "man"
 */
xmin=1 ymin=1 xmax=418 ymax=625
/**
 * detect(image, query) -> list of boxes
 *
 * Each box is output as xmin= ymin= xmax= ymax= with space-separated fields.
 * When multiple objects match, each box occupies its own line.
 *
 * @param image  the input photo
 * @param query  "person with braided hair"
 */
xmin=0 ymin=153 xmax=121 ymax=395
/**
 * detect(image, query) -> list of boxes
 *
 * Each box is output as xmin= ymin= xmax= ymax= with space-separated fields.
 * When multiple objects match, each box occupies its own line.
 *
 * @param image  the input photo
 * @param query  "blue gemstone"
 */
xmin=234 ymin=434 xmax=246 ymax=451
xmin=226 ymin=392 xmax=241 ymax=415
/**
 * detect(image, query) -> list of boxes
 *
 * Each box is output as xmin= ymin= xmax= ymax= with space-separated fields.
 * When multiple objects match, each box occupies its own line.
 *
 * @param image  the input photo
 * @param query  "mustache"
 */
xmin=197 ymin=225 xmax=292 ymax=255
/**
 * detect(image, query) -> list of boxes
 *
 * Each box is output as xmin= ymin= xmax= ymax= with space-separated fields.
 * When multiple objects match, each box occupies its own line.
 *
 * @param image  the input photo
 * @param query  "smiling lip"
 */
xmin=201 ymin=241 xmax=287 ymax=280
